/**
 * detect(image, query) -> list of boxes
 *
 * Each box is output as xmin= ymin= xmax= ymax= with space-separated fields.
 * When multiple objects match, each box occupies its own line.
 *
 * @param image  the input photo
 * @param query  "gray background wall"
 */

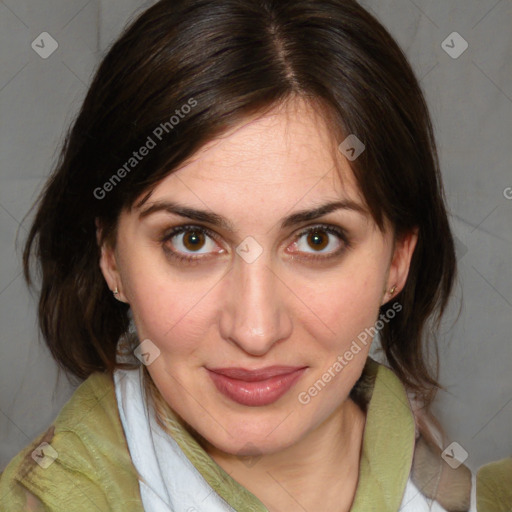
xmin=1 ymin=0 xmax=511 ymax=473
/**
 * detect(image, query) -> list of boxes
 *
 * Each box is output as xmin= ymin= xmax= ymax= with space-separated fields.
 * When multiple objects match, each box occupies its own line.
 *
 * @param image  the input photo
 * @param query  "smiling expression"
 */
xmin=99 ymin=97 xmax=417 ymax=456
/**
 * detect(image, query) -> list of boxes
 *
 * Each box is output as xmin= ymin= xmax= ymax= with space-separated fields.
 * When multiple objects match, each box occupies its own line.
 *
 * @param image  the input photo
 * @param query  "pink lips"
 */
xmin=206 ymin=366 xmax=307 ymax=406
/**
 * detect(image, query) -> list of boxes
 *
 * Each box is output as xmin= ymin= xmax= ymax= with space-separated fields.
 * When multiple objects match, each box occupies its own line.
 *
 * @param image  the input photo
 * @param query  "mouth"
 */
xmin=206 ymin=366 xmax=308 ymax=406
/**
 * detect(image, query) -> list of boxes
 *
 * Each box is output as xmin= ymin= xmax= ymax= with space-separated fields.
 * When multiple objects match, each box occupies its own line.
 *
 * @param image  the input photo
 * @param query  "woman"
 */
xmin=0 ymin=0 xmax=510 ymax=510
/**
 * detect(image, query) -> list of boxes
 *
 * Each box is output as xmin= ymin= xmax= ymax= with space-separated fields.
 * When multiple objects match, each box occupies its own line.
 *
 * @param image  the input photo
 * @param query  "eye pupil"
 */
xmin=307 ymin=231 xmax=328 ymax=250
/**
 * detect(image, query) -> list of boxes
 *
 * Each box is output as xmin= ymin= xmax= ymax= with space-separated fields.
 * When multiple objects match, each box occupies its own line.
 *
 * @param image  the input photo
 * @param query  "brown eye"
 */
xmin=306 ymin=230 xmax=329 ymax=251
xmin=289 ymin=224 xmax=349 ymax=260
xmin=161 ymin=225 xmax=224 ymax=264
xmin=182 ymin=230 xmax=206 ymax=251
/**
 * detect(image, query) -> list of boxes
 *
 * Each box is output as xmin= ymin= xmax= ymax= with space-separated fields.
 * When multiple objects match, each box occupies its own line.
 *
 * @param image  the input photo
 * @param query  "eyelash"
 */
xmin=159 ymin=223 xmax=351 ymax=265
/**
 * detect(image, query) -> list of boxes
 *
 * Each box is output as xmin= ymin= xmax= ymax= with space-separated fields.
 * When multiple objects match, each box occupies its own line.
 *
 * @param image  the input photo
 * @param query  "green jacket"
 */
xmin=1 ymin=359 xmax=510 ymax=511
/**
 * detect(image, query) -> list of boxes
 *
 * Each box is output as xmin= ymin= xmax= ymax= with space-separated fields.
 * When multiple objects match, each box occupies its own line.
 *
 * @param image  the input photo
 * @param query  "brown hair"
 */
xmin=23 ymin=0 xmax=456 ymax=405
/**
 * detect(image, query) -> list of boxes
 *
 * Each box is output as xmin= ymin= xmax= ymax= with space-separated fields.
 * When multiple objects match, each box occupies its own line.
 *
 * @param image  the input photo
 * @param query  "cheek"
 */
xmin=122 ymin=252 xmax=222 ymax=354
xmin=293 ymin=256 xmax=386 ymax=350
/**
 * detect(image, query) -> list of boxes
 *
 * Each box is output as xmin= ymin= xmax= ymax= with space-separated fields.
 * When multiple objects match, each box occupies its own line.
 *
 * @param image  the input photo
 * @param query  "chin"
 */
xmin=198 ymin=418 xmax=304 ymax=457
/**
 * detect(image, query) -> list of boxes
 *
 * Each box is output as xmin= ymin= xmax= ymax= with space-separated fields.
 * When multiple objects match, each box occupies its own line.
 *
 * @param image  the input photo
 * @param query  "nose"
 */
xmin=219 ymin=250 xmax=293 ymax=356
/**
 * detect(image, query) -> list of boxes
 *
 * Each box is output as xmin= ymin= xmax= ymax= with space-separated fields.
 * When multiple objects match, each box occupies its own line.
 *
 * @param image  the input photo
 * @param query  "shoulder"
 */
xmin=408 ymin=416 xmax=512 ymax=511
xmin=0 ymin=372 xmax=143 ymax=512
xmin=476 ymin=457 xmax=512 ymax=510
xmin=361 ymin=359 xmax=505 ymax=511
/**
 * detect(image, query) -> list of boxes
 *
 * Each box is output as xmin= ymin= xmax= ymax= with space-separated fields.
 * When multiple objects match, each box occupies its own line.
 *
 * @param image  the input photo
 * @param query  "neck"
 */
xmin=200 ymin=398 xmax=366 ymax=512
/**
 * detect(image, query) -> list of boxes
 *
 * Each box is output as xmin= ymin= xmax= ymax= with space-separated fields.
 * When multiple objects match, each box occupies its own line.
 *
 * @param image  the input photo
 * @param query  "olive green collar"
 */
xmin=159 ymin=358 xmax=416 ymax=511
xmin=350 ymin=358 xmax=416 ymax=510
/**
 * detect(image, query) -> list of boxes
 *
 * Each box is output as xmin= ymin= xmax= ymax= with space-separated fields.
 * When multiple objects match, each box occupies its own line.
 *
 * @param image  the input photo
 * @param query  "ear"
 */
xmin=96 ymin=218 xmax=128 ymax=303
xmin=381 ymin=227 xmax=418 ymax=305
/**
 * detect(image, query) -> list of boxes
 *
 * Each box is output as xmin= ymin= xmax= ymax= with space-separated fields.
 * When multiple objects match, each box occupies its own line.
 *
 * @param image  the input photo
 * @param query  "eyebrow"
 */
xmin=138 ymin=199 xmax=368 ymax=231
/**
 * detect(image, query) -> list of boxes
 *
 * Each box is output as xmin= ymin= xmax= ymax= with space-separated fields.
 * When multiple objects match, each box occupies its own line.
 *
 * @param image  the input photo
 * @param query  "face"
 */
xmin=99 ymin=97 xmax=417 ymax=457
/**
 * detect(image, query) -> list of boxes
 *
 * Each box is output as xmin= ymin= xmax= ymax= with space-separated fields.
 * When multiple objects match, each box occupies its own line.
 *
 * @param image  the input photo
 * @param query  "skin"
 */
xmin=99 ymin=97 xmax=418 ymax=511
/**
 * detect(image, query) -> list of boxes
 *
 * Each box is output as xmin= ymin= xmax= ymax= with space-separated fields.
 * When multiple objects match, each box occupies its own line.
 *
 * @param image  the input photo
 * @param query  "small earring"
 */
xmin=389 ymin=285 xmax=397 ymax=295
xmin=113 ymin=287 xmax=120 ymax=298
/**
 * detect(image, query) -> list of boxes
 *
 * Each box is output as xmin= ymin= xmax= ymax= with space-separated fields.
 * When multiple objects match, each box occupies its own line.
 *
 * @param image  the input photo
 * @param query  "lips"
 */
xmin=206 ymin=365 xmax=307 ymax=406
xmin=208 ymin=366 xmax=306 ymax=381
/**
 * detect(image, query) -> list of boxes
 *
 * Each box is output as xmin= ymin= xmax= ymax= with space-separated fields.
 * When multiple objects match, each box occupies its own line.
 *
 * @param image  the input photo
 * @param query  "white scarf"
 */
xmin=114 ymin=366 xmax=236 ymax=512
xmin=114 ymin=366 xmax=474 ymax=512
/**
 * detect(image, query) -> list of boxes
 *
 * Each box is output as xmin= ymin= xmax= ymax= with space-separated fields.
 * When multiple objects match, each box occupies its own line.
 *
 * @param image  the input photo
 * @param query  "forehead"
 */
xmin=137 ymin=98 xmax=366 ymax=217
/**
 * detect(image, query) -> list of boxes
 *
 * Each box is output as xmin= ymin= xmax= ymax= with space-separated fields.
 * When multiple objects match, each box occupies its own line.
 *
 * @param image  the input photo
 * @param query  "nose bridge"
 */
xmin=220 ymin=249 xmax=291 ymax=355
